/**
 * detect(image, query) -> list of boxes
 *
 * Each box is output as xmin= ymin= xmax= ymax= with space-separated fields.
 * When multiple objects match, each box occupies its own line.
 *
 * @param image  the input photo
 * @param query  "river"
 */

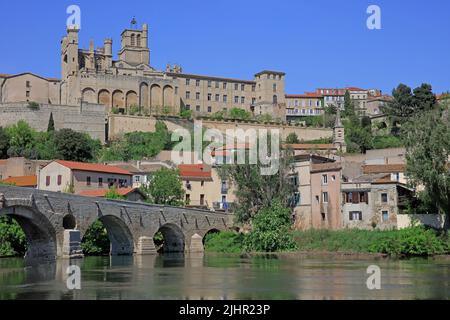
xmin=0 ymin=254 xmax=448 ymax=300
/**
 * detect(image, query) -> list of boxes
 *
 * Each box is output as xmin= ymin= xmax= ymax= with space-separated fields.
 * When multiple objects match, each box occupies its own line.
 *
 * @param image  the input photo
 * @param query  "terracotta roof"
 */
xmin=179 ymin=164 xmax=212 ymax=179
xmin=363 ymin=164 xmax=406 ymax=174
xmin=283 ymin=144 xmax=337 ymax=150
xmin=346 ymin=87 xmax=367 ymax=92
xmin=53 ymin=160 xmax=132 ymax=175
xmin=0 ymin=74 xmax=11 ymax=78
xmin=78 ymin=187 xmax=140 ymax=198
xmin=311 ymin=162 xmax=342 ymax=173
xmin=2 ymin=175 xmax=37 ymax=187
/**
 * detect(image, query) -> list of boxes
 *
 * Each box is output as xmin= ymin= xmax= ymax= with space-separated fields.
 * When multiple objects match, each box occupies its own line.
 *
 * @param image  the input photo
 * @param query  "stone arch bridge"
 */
xmin=0 ymin=186 xmax=233 ymax=261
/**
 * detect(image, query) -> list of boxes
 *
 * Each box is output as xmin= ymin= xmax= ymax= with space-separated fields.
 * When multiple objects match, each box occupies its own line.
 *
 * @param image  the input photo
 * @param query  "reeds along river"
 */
xmin=0 ymin=253 xmax=449 ymax=300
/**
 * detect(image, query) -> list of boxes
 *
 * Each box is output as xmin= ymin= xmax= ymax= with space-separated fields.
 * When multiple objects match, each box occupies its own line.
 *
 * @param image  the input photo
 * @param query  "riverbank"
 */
xmin=204 ymin=227 xmax=450 ymax=257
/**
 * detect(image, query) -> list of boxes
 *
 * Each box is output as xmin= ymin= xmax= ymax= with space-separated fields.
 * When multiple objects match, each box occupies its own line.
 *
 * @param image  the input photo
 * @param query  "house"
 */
xmin=0 ymin=157 xmax=50 ymax=181
xmin=38 ymin=160 xmax=132 ymax=194
xmin=105 ymin=160 xmax=174 ymax=188
xmin=341 ymin=174 xmax=413 ymax=230
xmin=362 ymin=164 xmax=407 ymax=184
xmin=78 ymin=187 xmax=146 ymax=202
xmin=179 ymin=164 xmax=235 ymax=212
xmin=291 ymin=154 xmax=342 ymax=230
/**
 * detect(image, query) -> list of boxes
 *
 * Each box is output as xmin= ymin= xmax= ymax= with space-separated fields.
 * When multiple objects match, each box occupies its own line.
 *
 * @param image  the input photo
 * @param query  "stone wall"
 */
xmin=397 ymin=214 xmax=446 ymax=230
xmin=0 ymin=102 xmax=106 ymax=142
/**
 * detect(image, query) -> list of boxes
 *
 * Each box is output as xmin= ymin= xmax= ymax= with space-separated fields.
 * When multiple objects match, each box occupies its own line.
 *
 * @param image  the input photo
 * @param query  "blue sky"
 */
xmin=0 ymin=0 xmax=449 ymax=94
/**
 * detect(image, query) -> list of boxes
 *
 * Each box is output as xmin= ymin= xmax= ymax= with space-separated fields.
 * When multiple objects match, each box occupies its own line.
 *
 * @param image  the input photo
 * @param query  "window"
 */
xmin=196 ymin=105 xmax=200 ymax=112
xmin=98 ymin=177 xmax=103 ymax=187
xmin=273 ymin=83 xmax=277 ymax=92
xmin=381 ymin=193 xmax=388 ymax=203
xmin=186 ymin=91 xmax=190 ymax=99
xmin=175 ymin=87 xmax=178 ymax=95
xmin=322 ymin=174 xmax=328 ymax=185
xmin=46 ymin=176 xmax=51 ymax=186
xmin=131 ymin=34 xmax=136 ymax=46
xmin=57 ymin=175 xmax=62 ymax=186
xmin=252 ymin=98 xmax=256 ymax=105
xmin=207 ymin=80 xmax=212 ymax=88
xmin=207 ymin=93 xmax=212 ymax=101
xmin=215 ymin=94 xmax=220 ymax=102
xmin=201 ymin=181 xmax=205 ymax=187
xmin=207 ymin=106 xmax=212 ymax=113
xmin=323 ymin=192 xmax=329 ymax=203
xmin=196 ymin=79 xmax=200 ymax=87
xmin=234 ymin=96 xmax=239 ymax=103
xmin=26 ymin=81 xmax=31 ymax=88
xmin=273 ymin=95 xmax=278 ymax=104
xmin=382 ymin=211 xmax=389 ymax=222
xmin=185 ymin=194 xmax=191 ymax=204
xmin=241 ymin=97 xmax=245 ymax=104
xmin=359 ymin=192 xmax=367 ymax=203
xmin=196 ymin=92 xmax=200 ymax=100
xmin=241 ymin=84 xmax=245 ymax=91
xmin=223 ymin=95 xmax=227 ymax=103
xmin=186 ymin=79 xmax=190 ymax=86
xmin=332 ymin=175 xmax=336 ymax=181
xmin=185 ymin=105 xmax=191 ymax=110
xmin=349 ymin=211 xmax=363 ymax=221
xmin=234 ymin=83 xmax=238 ymax=90
xmin=223 ymin=83 xmax=227 ymax=90
xmin=252 ymin=84 xmax=256 ymax=92
xmin=200 ymin=194 xmax=205 ymax=206
xmin=215 ymin=81 xmax=220 ymax=89
xmin=26 ymin=91 xmax=30 ymax=98
xmin=86 ymin=176 xmax=91 ymax=186
xmin=134 ymin=176 xmax=140 ymax=183
xmin=137 ymin=34 xmax=141 ymax=46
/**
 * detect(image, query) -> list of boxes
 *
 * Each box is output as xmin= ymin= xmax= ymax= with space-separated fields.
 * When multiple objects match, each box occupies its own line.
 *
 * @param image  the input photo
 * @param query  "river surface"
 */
xmin=0 ymin=254 xmax=448 ymax=300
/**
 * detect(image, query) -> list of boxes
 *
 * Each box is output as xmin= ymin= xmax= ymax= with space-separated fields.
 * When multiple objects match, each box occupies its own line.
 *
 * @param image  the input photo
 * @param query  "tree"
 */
xmin=413 ymin=83 xmax=437 ymax=112
xmin=219 ymin=146 xmax=296 ymax=224
xmin=0 ymin=127 xmax=9 ymax=159
xmin=147 ymin=168 xmax=185 ymax=206
xmin=345 ymin=119 xmax=373 ymax=154
xmin=5 ymin=120 xmax=36 ymax=157
xmin=285 ymin=132 xmax=300 ymax=144
xmin=53 ymin=128 xmax=100 ymax=162
xmin=105 ymin=187 xmax=126 ymax=200
xmin=343 ymin=90 xmax=355 ymax=118
xmin=47 ymin=112 xmax=55 ymax=132
xmin=229 ymin=107 xmax=251 ymax=120
xmin=244 ymin=200 xmax=297 ymax=252
xmin=402 ymin=110 xmax=450 ymax=230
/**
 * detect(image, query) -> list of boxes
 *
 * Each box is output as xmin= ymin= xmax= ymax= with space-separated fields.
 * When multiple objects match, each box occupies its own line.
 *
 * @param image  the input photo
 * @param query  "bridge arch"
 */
xmin=0 ymin=205 xmax=57 ymax=261
xmin=82 ymin=214 xmax=134 ymax=256
xmin=202 ymin=228 xmax=221 ymax=245
xmin=155 ymin=223 xmax=185 ymax=253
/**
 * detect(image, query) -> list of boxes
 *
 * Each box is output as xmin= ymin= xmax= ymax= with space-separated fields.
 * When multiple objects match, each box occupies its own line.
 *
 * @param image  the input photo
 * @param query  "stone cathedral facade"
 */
xmin=1 ymin=24 xmax=287 ymax=119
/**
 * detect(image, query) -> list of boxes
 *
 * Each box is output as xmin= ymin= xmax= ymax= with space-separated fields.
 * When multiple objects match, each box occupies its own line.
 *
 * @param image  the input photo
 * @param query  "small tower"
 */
xmin=333 ymin=109 xmax=346 ymax=153
xmin=118 ymin=23 xmax=150 ymax=66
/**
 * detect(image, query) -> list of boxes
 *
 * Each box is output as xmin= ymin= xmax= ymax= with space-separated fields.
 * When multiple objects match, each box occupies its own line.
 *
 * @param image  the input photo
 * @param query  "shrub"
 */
xmin=27 ymin=101 xmax=40 ymax=110
xmin=204 ymin=231 xmax=245 ymax=253
xmin=180 ymin=109 xmax=193 ymax=119
xmin=0 ymin=217 xmax=27 ymax=257
xmin=81 ymin=220 xmax=110 ymax=255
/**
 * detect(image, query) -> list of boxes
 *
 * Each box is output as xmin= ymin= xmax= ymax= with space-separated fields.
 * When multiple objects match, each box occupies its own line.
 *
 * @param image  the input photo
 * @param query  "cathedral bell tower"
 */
xmin=118 ymin=23 xmax=150 ymax=66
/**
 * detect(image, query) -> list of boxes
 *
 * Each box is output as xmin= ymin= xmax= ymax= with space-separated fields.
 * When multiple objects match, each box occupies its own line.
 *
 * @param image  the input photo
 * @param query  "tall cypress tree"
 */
xmin=47 ymin=112 xmax=55 ymax=132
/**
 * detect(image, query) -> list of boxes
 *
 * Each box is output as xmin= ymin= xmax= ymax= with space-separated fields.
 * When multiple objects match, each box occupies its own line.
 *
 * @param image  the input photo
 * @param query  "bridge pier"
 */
xmin=188 ymin=234 xmax=205 ymax=254
xmin=62 ymin=230 xmax=84 ymax=259
xmin=136 ymin=236 xmax=157 ymax=255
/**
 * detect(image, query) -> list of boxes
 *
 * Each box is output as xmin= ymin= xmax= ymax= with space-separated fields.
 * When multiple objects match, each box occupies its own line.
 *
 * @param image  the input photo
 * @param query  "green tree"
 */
xmin=147 ymin=168 xmax=185 ymax=206
xmin=0 ymin=216 xmax=27 ymax=257
xmin=5 ymin=120 xmax=36 ymax=157
xmin=345 ymin=118 xmax=373 ymax=154
xmin=54 ymin=129 xmax=100 ymax=162
xmin=244 ymin=200 xmax=297 ymax=252
xmin=81 ymin=220 xmax=110 ymax=255
xmin=285 ymin=132 xmax=300 ymax=144
xmin=0 ymin=127 xmax=9 ymax=159
xmin=413 ymin=83 xmax=437 ymax=112
xmin=402 ymin=109 xmax=450 ymax=230
xmin=229 ymin=107 xmax=251 ymax=120
xmin=219 ymin=146 xmax=296 ymax=224
xmin=47 ymin=112 xmax=55 ymax=132
xmin=343 ymin=90 xmax=355 ymax=118
xmin=105 ymin=187 xmax=126 ymax=200
xmin=382 ymin=84 xmax=415 ymax=123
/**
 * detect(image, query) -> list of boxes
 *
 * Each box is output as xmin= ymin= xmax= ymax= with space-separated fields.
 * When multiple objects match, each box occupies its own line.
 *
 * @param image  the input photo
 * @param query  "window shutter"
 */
xmin=352 ymin=192 xmax=359 ymax=204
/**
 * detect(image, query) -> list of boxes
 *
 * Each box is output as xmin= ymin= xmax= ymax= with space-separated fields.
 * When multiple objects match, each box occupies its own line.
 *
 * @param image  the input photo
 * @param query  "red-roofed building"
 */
xmin=285 ymin=92 xmax=324 ymax=119
xmin=78 ymin=187 xmax=146 ymax=202
xmin=38 ymin=160 xmax=132 ymax=194
xmin=1 ymin=175 xmax=37 ymax=188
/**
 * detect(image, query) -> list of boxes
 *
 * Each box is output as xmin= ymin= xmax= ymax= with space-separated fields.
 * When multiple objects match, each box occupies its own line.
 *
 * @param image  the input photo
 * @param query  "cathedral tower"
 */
xmin=118 ymin=23 xmax=150 ymax=66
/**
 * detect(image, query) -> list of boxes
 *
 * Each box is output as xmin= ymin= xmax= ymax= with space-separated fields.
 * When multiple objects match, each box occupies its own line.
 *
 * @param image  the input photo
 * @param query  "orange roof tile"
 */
xmin=363 ymin=164 xmax=406 ymax=174
xmin=311 ymin=162 xmax=342 ymax=173
xmin=2 ymin=175 xmax=37 ymax=187
xmin=78 ymin=187 xmax=138 ymax=198
xmin=286 ymin=93 xmax=322 ymax=99
xmin=53 ymin=160 xmax=132 ymax=175
xmin=178 ymin=164 xmax=212 ymax=179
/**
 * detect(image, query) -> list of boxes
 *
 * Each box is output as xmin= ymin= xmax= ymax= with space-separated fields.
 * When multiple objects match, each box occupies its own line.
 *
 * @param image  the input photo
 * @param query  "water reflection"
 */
xmin=0 ymin=254 xmax=448 ymax=300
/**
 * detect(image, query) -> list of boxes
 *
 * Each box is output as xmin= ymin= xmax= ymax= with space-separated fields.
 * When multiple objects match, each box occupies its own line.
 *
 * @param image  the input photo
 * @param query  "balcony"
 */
xmin=213 ymin=202 xmax=235 ymax=213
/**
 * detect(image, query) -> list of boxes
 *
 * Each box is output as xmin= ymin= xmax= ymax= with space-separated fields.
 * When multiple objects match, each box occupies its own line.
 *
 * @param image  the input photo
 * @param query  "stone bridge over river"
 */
xmin=0 ymin=186 xmax=234 ymax=260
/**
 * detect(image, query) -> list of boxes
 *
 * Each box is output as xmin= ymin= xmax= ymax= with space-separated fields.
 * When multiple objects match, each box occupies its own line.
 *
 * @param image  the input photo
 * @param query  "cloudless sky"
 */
xmin=0 ymin=0 xmax=449 ymax=94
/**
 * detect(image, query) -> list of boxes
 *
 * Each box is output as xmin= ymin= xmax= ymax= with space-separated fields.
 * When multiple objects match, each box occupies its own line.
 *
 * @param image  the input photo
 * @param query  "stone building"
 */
xmin=1 ymin=23 xmax=287 ymax=120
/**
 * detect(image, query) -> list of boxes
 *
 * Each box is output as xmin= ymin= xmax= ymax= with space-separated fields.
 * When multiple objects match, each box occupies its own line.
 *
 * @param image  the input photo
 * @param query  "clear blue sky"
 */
xmin=1 ymin=0 xmax=449 ymax=94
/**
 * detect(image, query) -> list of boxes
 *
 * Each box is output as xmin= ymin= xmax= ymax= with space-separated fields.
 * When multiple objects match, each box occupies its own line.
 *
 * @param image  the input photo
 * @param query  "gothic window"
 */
xmin=131 ymin=34 xmax=136 ymax=46
xmin=137 ymin=34 xmax=141 ymax=47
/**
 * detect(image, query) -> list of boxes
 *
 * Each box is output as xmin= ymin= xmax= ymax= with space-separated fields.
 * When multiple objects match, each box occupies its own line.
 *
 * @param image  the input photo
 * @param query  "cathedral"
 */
xmin=1 ymin=23 xmax=287 ymax=119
